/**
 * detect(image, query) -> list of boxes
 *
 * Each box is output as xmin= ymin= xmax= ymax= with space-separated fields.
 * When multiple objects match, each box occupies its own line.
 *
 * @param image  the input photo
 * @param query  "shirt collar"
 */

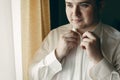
xmin=69 ymin=22 xmax=103 ymax=39
xmin=92 ymin=22 xmax=103 ymax=39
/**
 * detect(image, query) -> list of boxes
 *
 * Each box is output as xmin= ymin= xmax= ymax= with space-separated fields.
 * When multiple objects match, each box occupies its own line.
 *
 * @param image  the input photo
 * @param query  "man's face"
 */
xmin=65 ymin=0 xmax=101 ymax=29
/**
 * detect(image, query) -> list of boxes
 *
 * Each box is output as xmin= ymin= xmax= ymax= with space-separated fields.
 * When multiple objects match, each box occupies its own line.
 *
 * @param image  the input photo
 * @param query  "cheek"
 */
xmin=66 ymin=9 xmax=72 ymax=21
xmin=83 ymin=10 xmax=95 ymax=23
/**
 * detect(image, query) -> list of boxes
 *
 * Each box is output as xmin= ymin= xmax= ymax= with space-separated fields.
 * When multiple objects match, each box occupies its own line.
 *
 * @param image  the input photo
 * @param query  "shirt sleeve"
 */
xmin=89 ymin=59 xmax=120 ymax=80
xmin=30 ymin=50 xmax=62 ymax=80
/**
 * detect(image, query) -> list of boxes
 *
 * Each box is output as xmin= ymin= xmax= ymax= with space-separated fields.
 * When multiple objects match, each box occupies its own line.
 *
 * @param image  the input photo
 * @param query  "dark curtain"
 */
xmin=50 ymin=0 xmax=120 ymax=31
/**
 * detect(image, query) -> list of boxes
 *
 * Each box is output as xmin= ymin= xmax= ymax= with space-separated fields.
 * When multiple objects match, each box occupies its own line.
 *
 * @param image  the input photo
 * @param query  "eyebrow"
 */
xmin=65 ymin=1 xmax=92 ymax=5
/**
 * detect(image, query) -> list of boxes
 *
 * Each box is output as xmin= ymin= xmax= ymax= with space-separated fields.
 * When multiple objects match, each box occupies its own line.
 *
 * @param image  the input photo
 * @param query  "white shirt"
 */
xmin=29 ymin=23 xmax=120 ymax=80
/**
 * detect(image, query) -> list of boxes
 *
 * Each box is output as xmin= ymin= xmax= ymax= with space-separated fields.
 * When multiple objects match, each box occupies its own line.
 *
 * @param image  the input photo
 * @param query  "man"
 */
xmin=29 ymin=0 xmax=120 ymax=80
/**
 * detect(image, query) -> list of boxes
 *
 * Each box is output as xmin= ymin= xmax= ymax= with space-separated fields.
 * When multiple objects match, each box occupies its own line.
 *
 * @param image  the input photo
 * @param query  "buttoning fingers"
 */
xmin=82 ymin=31 xmax=96 ymax=40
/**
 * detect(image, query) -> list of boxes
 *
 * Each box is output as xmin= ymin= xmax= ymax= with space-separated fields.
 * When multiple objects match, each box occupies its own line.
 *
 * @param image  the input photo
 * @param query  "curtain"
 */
xmin=0 ymin=0 xmax=16 ymax=80
xmin=21 ymin=0 xmax=50 ymax=80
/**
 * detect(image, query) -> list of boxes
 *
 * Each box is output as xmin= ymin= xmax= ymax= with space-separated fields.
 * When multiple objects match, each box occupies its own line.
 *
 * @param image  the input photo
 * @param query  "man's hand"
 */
xmin=80 ymin=31 xmax=103 ymax=64
xmin=55 ymin=30 xmax=80 ymax=62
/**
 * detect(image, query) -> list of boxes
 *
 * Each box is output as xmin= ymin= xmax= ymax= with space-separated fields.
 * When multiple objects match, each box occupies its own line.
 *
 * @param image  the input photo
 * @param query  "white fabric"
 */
xmin=29 ymin=23 xmax=120 ymax=80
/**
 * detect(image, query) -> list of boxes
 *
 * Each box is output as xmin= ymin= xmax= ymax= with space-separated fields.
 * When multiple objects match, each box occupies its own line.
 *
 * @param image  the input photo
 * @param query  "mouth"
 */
xmin=72 ymin=19 xmax=83 ymax=23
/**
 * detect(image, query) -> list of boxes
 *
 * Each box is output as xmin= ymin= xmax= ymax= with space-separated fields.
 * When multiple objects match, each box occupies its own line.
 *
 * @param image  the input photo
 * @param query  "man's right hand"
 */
xmin=55 ymin=30 xmax=80 ymax=62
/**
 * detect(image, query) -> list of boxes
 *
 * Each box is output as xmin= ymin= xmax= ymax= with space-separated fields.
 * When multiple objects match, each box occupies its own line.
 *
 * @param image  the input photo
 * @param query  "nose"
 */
xmin=72 ymin=5 xmax=81 ymax=17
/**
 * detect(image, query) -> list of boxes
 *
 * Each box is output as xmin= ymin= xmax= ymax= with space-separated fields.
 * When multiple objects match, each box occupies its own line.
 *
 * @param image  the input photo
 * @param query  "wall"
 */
xmin=0 ymin=0 xmax=16 ymax=80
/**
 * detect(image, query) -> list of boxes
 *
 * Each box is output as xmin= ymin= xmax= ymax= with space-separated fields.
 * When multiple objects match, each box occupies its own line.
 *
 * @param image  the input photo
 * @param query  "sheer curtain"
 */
xmin=0 ymin=0 xmax=16 ymax=80
xmin=21 ymin=0 xmax=50 ymax=80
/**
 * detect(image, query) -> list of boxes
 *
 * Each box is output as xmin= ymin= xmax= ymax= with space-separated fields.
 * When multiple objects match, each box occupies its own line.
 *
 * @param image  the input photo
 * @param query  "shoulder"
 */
xmin=44 ymin=24 xmax=72 ymax=42
xmin=101 ymin=24 xmax=120 ymax=63
xmin=102 ymin=23 xmax=120 ymax=40
xmin=47 ymin=24 xmax=72 ymax=36
xmin=42 ymin=24 xmax=72 ymax=51
xmin=51 ymin=24 xmax=72 ymax=32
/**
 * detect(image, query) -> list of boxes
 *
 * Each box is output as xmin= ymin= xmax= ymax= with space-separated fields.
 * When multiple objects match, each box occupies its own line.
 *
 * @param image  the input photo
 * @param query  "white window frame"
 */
xmin=11 ymin=0 xmax=23 ymax=80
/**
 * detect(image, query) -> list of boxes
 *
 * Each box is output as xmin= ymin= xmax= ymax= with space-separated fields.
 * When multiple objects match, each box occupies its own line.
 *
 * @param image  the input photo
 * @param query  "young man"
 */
xmin=29 ymin=0 xmax=120 ymax=80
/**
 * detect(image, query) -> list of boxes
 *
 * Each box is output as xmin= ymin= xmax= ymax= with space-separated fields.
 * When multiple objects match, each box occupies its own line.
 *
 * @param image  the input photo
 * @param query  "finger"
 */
xmin=63 ymin=36 xmax=78 ymax=40
xmin=82 ymin=31 xmax=96 ymax=40
xmin=64 ymin=37 xmax=78 ymax=42
xmin=64 ymin=30 xmax=80 ymax=38
xmin=67 ymin=42 xmax=77 ymax=49
xmin=82 ymin=38 xmax=92 ymax=42
xmin=63 ymin=34 xmax=79 ymax=41
xmin=72 ymin=28 xmax=81 ymax=35
xmin=80 ymin=41 xmax=89 ymax=49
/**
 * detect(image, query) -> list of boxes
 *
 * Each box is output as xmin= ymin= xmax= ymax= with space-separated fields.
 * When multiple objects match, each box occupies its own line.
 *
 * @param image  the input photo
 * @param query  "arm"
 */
xmin=90 ymin=42 xmax=120 ymax=80
xmin=29 ymin=29 xmax=80 ymax=80
xmin=29 ymin=31 xmax=62 ymax=80
xmin=29 ymin=50 xmax=62 ymax=80
xmin=81 ymin=31 xmax=120 ymax=80
xmin=90 ymin=58 xmax=120 ymax=80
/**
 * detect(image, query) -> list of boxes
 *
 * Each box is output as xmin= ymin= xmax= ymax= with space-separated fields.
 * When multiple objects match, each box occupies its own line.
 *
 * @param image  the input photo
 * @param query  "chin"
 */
xmin=72 ymin=23 xmax=83 ymax=28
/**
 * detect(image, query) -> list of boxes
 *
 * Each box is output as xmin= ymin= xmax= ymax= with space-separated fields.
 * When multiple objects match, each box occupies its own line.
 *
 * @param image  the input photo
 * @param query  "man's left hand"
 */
xmin=80 ymin=31 xmax=103 ymax=64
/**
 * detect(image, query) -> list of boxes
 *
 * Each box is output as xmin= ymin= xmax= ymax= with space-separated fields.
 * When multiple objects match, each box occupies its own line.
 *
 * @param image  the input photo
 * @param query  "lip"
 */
xmin=72 ymin=19 xmax=83 ymax=23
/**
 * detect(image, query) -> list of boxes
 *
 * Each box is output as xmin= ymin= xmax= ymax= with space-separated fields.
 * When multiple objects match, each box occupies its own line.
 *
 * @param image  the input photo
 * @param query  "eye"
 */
xmin=66 ymin=3 xmax=73 ymax=8
xmin=80 ymin=3 xmax=90 ymax=8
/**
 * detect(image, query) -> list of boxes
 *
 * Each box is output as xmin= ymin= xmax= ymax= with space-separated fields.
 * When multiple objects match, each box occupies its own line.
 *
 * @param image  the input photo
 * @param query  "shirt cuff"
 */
xmin=45 ymin=49 xmax=62 ymax=73
xmin=90 ymin=58 xmax=115 ymax=80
